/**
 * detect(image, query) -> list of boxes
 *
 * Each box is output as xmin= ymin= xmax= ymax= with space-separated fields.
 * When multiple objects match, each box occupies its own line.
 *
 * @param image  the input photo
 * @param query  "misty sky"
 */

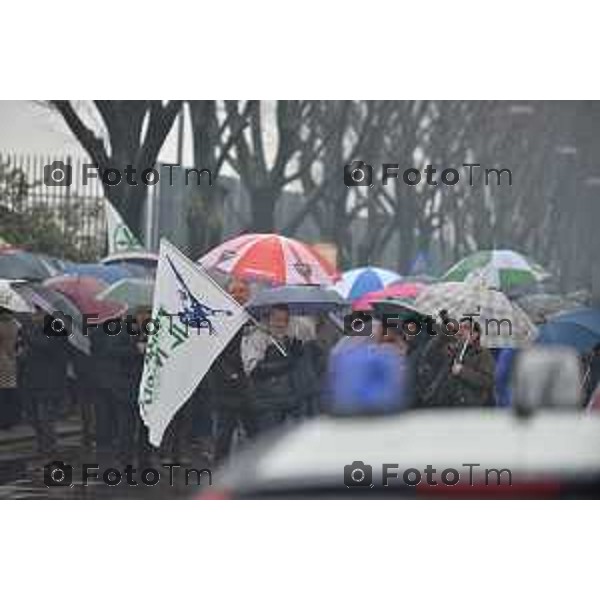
xmin=0 ymin=100 xmax=193 ymax=165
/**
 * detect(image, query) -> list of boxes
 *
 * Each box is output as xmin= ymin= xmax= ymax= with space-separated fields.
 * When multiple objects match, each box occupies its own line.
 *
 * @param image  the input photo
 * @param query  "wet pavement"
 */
xmin=0 ymin=421 xmax=215 ymax=500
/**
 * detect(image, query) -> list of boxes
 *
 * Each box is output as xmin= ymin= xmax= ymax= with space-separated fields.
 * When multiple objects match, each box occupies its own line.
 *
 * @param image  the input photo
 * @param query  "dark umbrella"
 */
xmin=536 ymin=308 xmax=600 ymax=353
xmin=371 ymin=297 xmax=426 ymax=321
xmin=0 ymin=249 xmax=55 ymax=280
xmin=13 ymin=282 xmax=91 ymax=354
xmin=247 ymin=285 xmax=347 ymax=316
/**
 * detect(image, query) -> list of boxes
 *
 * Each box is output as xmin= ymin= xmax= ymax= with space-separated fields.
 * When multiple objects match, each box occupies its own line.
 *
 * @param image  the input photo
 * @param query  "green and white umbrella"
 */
xmin=442 ymin=250 xmax=550 ymax=291
xmin=415 ymin=281 xmax=537 ymax=348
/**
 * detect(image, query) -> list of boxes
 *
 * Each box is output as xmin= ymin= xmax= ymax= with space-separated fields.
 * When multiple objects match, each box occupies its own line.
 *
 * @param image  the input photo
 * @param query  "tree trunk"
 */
xmin=249 ymin=186 xmax=278 ymax=232
xmin=105 ymin=179 xmax=147 ymax=241
xmin=187 ymin=183 xmax=227 ymax=258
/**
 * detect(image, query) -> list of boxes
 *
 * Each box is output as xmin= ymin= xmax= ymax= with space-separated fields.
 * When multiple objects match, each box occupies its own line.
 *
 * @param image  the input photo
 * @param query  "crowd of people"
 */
xmin=1 ymin=275 xmax=599 ymax=466
xmin=0 ymin=279 xmax=331 ymax=465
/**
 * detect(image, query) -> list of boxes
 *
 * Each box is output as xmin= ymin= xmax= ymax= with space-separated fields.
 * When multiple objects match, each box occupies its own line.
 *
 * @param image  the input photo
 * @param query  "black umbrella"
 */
xmin=247 ymin=285 xmax=347 ymax=316
xmin=13 ymin=282 xmax=91 ymax=354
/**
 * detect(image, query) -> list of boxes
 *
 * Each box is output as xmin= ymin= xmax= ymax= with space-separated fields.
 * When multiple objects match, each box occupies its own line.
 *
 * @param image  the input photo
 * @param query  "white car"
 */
xmin=200 ymin=408 xmax=600 ymax=499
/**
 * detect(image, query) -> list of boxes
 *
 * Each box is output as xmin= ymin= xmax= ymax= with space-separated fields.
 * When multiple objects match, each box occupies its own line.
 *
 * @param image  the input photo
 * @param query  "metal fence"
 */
xmin=0 ymin=152 xmax=107 ymax=259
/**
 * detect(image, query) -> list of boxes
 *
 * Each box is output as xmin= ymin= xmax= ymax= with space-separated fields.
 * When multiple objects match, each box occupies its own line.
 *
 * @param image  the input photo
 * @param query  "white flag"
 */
xmin=105 ymin=199 xmax=144 ymax=254
xmin=138 ymin=238 xmax=248 ymax=447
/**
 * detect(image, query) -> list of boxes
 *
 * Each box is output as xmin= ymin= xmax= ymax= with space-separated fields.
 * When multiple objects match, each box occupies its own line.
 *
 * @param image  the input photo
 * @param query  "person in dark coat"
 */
xmin=210 ymin=326 xmax=254 ymax=461
xmin=19 ymin=309 xmax=69 ymax=453
xmin=243 ymin=305 xmax=303 ymax=435
xmin=446 ymin=319 xmax=495 ymax=407
xmin=87 ymin=324 xmax=139 ymax=464
xmin=291 ymin=336 xmax=326 ymax=417
xmin=211 ymin=279 xmax=252 ymax=461
xmin=415 ymin=326 xmax=459 ymax=407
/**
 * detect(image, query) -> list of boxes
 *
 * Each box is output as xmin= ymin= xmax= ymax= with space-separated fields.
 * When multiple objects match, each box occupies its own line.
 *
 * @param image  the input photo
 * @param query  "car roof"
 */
xmin=220 ymin=410 xmax=600 ymax=492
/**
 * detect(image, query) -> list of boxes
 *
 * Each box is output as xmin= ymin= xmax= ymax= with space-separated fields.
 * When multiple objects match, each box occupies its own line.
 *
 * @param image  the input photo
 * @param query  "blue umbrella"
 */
xmin=536 ymin=308 xmax=600 ymax=353
xmin=63 ymin=263 xmax=131 ymax=284
xmin=334 ymin=267 xmax=402 ymax=300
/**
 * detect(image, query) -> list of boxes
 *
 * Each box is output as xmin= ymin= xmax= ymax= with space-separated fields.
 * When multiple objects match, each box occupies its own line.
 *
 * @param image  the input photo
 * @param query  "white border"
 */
xmin=2 ymin=501 xmax=597 ymax=599
xmin=1 ymin=1 xmax=598 ymax=99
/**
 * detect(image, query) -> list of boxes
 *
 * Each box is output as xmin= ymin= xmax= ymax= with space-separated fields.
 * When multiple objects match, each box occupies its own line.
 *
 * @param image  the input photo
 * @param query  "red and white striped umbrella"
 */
xmin=200 ymin=234 xmax=339 ymax=286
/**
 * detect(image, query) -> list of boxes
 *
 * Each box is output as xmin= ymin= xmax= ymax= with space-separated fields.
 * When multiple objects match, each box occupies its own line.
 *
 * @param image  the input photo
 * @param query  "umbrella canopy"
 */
xmin=97 ymin=278 xmax=154 ymax=309
xmin=402 ymin=274 xmax=438 ymax=284
xmin=0 ymin=248 xmax=56 ymax=281
xmin=536 ymin=308 xmax=600 ymax=353
xmin=442 ymin=250 xmax=550 ymax=291
xmin=371 ymin=297 xmax=425 ymax=322
xmin=13 ymin=282 xmax=91 ymax=354
xmin=101 ymin=251 xmax=158 ymax=279
xmin=63 ymin=263 xmax=131 ymax=284
xmin=44 ymin=275 xmax=127 ymax=324
xmin=101 ymin=251 xmax=158 ymax=266
xmin=352 ymin=281 xmax=426 ymax=311
xmin=415 ymin=281 xmax=537 ymax=348
xmin=36 ymin=254 xmax=72 ymax=274
xmin=247 ymin=285 xmax=347 ymax=316
xmin=0 ymin=279 xmax=34 ymax=313
xmin=334 ymin=267 xmax=402 ymax=300
xmin=516 ymin=293 xmax=583 ymax=324
xmin=536 ymin=322 xmax=600 ymax=354
xmin=200 ymin=233 xmax=339 ymax=286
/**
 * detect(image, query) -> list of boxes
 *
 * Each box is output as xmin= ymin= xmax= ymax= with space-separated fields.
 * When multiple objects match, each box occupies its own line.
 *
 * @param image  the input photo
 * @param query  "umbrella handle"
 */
xmin=582 ymin=365 xmax=591 ymax=390
xmin=245 ymin=312 xmax=288 ymax=357
xmin=326 ymin=311 xmax=345 ymax=333
xmin=457 ymin=338 xmax=469 ymax=364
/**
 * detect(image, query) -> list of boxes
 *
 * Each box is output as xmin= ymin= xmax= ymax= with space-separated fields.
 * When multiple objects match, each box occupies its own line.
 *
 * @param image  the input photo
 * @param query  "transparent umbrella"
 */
xmin=415 ymin=281 xmax=537 ymax=348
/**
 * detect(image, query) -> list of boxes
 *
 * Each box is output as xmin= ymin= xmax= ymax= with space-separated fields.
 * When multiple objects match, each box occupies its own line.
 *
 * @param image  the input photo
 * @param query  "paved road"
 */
xmin=0 ymin=422 xmax=214 ymax=499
